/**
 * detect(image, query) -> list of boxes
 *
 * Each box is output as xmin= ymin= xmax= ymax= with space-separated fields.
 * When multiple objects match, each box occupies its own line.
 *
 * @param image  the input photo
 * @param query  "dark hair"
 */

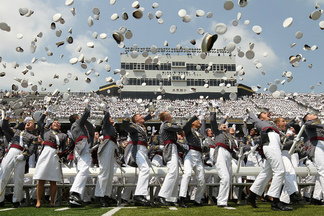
xmin=69 ymin=114 xmax=79 ymax=124
xmin=131 ymin=114 xmax=138 ymax=123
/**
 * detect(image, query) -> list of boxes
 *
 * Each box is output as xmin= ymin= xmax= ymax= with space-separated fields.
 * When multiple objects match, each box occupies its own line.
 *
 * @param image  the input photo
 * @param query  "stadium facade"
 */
xmin=98 ymin=47 xmax=254 ymax=99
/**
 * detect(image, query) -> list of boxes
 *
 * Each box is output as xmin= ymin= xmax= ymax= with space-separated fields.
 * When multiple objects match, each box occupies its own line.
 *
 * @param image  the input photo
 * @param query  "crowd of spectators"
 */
xmin=1 ymin=91 xmax=323 ymax=121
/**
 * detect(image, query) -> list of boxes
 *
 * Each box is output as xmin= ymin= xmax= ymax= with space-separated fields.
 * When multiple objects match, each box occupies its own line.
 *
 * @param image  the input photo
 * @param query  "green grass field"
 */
xmin=1 ymin=200 xmax=324 ymax=216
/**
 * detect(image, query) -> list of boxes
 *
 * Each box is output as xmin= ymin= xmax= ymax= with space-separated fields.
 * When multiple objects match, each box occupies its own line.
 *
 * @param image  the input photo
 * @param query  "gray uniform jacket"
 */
xmin=38 ymin=114 xmax=67 ymax=152
xmin=122 ymin=114 xmax=152 ymax=165
xmin=159 ymin=120 xmax=183 ymax=164
xmin=98 ymin=110 xmax=118 ymax=154
xmin=2 ymin=119 xmax=39 ymax=160
xmin=70 ymin=106 xmax=94 ymax=154
xmin=210 ymin=112 xmax=231 ymax=152
xmin=183 ymin=115 xmax=204 ymax=152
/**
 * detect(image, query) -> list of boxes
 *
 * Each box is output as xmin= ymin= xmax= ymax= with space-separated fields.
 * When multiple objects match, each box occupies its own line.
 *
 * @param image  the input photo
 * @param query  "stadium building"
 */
xmin=98 ymin=47 xmax=254 ymax=99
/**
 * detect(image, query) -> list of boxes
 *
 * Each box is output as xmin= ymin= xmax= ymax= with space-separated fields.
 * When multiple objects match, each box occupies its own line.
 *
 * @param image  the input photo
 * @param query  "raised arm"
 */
xmin=209 ymin=112 xmax=219 ymax=135
xmin=78 ymin=104 xmax=91 ymax=126
xmin=144 ymin=113 xmax=152 ymax=122
xmin=37 ymin=113 xmax=47 ymax=139
xmin=200 ymin=118 xmax=207 ymax=138
xmin=1 ymin=118 xmax=14 ymax=138
xmin=102 ymin=109 xmax=112 ymax=131
xmin=122 ymin=119 xmax=137 ymax=133
xmin=242 ymin=121 xmax=249 ymax=137
xmin=183 ymin=115 xmax=198 ymax=135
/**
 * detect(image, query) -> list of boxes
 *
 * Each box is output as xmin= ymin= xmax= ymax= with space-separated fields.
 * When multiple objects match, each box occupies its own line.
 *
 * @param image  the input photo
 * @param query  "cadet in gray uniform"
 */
xmin=179 ymin=115 xmax=206 ymax=208
xmin=0 ymin=114 xmax=40 ymax=208
xmin=303 ymin=113 xmax=324 ymax=205
xmin=34 ymin=111 xmax=68 ymax=208
xmin=122 ymin=113 xmax=153 ymax=206
xmin=246 ymin=111 xmax=292 ymax=211
xmin=68 ymin=102 xmax=95 ymax=207
xmin=210 ymin=111 xmax=233 ymax=207
xmin=156 ymin=111 xmax=183 ymax=206
xmin=95 ymin=105 xmax=118 ymax=207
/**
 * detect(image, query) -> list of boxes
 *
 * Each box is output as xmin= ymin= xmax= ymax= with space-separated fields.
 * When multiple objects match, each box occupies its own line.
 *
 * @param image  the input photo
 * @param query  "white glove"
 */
xmin=103 ymin=105 xmax=109 ymax=112
xmin=24 ymin=116 xmax=33 ymax=123
xmin=183 ymin=144 xmax=189 ymax=151
xmin=5 ymin=110 xmax=13 ymax=117
xmin=212 ymin=101 xmax=218 ymax=108
xmin=152 ymin=126 xmax=157 ymax=134
xmin=206 ymin=159 xmax=213 ymax=166
xmin=46 ymin=105 xmax=52 ymax=113
xmin=84 ymin=99 xmax=90 ymax=104
xmin=232 ymin=124 xmax=236 ymax=131
xmin=198 ymin=115 xmax=204 ymax=120
xmin=197 ymin=109 xmax=202 ymax=116
xmin=159 ymin=145 xmax=164 ymax=150
xmin=243 ymin=117 xmax=248 ymax=122
xmin=124 ymin=109 xmax=131 ymax=118
xmin=85 ymin=103 xmax=91 ymax=111
xmin=154 ymin=109 xmax=160 ymax=117
xmin=45 ymin=118 xmax=53 ymax=127
xmin=67 ymin=130 xmax=73 ymax=138
xmin=225 ymin=108 xmax=231 ymax=117
xmin=15 ymin=154 xmax=25 ymax=161
xmin=295 ymin=116 xmax=301 ymax=122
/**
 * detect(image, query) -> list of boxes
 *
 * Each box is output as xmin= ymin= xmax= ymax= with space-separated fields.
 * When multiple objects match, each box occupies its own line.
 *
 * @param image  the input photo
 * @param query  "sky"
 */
xmin=1 ymin=0 xmax=324 ymax=95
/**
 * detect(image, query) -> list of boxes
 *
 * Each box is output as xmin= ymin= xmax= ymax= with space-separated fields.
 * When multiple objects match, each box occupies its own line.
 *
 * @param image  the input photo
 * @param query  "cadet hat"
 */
xmin=201 ymin=33 xmax=218 ymax=52
xmin=309 ymin=9 xmax=322 ymax=20
xmin=121 ymin=12 xmax=128 ymax=20
xmin=197 ymin=28 xmax=204 ymax=35
xmin=104 ymin=64 xmax=111 ymax=72
xmin=0 ymin=22 xmax=11 ymax=32
xmin=269 ymin=84 xmax=277 ymax=93
xmin=283 ymin=17 xmax=293 ymax=28
xmin=112 ymin=31 xmax=124 ymax=44
xmin=295 ymin=31 xmax=303 ymax=39
xmin=170 ymin=25 xmax=177 ymax=34
xmin=178 ymin=9 xmax=186 ymax=18
xmin=152 ymin=2 xmax=159 ymax=9
xmin=190 ymin=39 xmax=196 ymax=45
xmin=65 ymin=0 xmax=74 ymax=6
xmin=224 ymin=0 xmax=234 ymax=10
xmin=182 ymin=15 xmax=191 ymax=23
xmin=111 ymin=13 xmax=119 ymax=21
xmin=252 ymin=25 xmax=262 ymax=35
xmin=196 ymin=10 xmax=205 ymax=17
xmin=133 ymin=9 xmax=143 ymax=19
xmin=215 ymin=23 xmax=227 ymax=35
xmin=319 ymin=21 xmax=324 ymax=30
xmin=155 ymin=10 xmax=163 ymax=19
xmin=238 ymin=0 xmax=248 ymax=7
xmin=125 ymin=30 xmax=133 ymax=39
xmin=206 ymin=12 xmax=213 ymax=18
xmin=33 ymin=111 xmax=43 ymax=122
xmin=100 ymin=33 xmax=107 ymax=39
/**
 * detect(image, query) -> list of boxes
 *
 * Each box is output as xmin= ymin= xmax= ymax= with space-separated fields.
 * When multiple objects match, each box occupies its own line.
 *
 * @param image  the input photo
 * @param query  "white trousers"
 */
xmin=0 ymin=148 xmax=26 ymax=203
xmin=215 ymin=147 xmax=232 ymax=205
xmin=313 ymin=140 xmax=324 ymax=198
xmin=179 ymin=149 xmax=205 ymax=203
xmin=134 ymin=145 xmax=150 ymax=196
xmin=95 ymin=140 xmax=116 ymax=197
xmin=158 ymin=144 xmax=179 ymax=200
xmin=70 ymin=144 xmax=91 ymax=197
xmin=280 ymin=150 xmax=298 ymax=203
xmin=250 ymin=132 xmax=285 ymax=198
